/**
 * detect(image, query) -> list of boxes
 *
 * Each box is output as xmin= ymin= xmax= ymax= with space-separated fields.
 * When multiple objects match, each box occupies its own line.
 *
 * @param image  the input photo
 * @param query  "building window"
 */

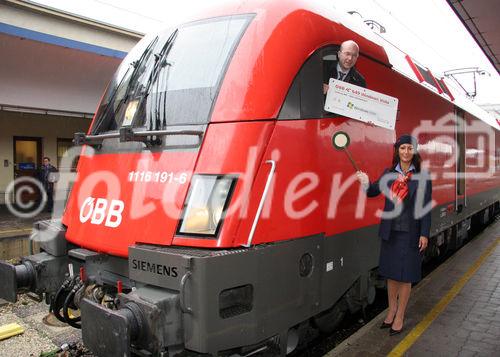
xmin=57 ymin=138 xmax=78 ymax=171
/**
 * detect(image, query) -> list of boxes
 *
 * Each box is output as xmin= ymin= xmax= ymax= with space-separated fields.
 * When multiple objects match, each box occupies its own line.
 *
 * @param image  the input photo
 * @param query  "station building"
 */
xmin=0 ymin=0 xmax=141 ymax=205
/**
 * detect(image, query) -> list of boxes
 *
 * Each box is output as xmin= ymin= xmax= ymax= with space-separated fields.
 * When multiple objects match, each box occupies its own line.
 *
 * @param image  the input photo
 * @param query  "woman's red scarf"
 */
xmin=390 ymin=171 xmax=412 ymax=203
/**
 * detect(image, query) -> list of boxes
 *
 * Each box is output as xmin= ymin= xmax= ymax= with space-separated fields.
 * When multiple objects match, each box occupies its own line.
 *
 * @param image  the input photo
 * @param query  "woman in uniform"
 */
xmin=356 ymin=134 xmax=432 ymax=335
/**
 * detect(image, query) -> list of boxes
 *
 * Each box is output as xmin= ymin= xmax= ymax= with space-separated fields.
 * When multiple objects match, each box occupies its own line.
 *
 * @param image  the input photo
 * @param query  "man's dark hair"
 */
xmin=43 ymin=157 xmax=50 ymax=161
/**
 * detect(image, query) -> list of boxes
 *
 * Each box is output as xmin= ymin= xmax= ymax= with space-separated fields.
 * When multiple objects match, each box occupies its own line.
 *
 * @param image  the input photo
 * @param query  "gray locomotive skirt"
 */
xmin=379 ymin=230 xmax=422 ymax=283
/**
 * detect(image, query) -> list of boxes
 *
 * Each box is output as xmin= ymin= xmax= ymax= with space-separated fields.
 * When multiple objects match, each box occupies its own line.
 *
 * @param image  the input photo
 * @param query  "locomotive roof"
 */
xmin=177 ymin=0 xmax=389 ymax=122
xmin=371 ymin=27 xmax=499 ymax=130
xmin=325 ymin=3 xmax=499 ymax=130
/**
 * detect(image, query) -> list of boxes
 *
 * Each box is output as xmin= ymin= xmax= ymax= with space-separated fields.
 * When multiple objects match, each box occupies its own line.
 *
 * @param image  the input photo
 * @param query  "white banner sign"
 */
xmin=324 ymin=79 xmax=399 ymax=130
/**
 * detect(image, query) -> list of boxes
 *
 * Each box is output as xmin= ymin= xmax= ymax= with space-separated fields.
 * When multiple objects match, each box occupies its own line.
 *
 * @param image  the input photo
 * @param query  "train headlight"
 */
xmin=178 ymin=175 xmax=236 ymax=236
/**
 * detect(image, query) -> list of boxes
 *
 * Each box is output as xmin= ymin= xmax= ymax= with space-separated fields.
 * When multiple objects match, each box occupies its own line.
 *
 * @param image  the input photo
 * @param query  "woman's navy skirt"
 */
xmin=379 ymin=230 xmax=422 ymax=283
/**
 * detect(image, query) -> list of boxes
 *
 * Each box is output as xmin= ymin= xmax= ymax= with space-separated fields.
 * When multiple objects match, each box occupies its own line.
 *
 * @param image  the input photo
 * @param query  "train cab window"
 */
xmin=278 ymin=46 xmax=340 ymax=120
xmin=91 ymin=14 xmax=252 ymax=134
xmin=322 ymin=48 xmax=342 ymax=118
xmin=322 ymin=48 xmax=339 ymax=86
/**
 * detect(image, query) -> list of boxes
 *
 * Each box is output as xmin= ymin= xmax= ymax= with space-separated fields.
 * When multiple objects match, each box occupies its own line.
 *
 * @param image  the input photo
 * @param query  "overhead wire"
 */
xmin=92 ymin=0 xmax=164 ymax=23
xmin=371 ymin=0 xmax=454 ymax=67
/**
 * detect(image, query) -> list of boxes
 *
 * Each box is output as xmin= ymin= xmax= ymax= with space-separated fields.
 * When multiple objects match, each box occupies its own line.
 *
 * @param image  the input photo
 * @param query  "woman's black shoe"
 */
xmin=380 ymin=321 xmax=392 ymax=329
xmin=389 ymin=327 xmax=403 ymax=336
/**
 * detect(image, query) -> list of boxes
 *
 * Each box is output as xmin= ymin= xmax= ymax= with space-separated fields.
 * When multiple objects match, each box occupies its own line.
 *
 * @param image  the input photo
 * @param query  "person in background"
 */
xmin=39 ymin=156 xmax=58 ymax=212
xmin=323 ymin=39 xmax=367 ymax=95
xmin=356 ymin=134 xmax=432 ymax=335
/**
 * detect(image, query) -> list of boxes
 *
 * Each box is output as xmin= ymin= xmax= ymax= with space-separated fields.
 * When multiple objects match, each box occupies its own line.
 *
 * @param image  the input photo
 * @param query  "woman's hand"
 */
xmin=419 ymin=236 xmax=428 ymax=252
xmin=356 ymin=171 xmax=369 ymax=189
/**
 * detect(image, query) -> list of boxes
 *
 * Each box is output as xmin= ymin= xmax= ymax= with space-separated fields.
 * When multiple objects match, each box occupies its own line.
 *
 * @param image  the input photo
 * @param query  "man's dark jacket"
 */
xmin=323 ymin=61 xmax=366 ymax=88
xmin=39 ymin=164 xmax=58 ymax=190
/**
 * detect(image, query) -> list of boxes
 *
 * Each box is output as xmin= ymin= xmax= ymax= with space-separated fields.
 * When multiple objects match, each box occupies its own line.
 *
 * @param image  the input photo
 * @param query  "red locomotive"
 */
xmin=1 ymin=1 xmax=498 ymax=356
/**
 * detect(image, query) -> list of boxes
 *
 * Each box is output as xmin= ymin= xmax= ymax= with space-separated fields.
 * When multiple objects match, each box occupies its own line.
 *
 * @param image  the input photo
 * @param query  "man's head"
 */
xmin=338 ymin=40 xmax=360 ymax=72
xmin=43 ymin=157 xmax=50 ymax=165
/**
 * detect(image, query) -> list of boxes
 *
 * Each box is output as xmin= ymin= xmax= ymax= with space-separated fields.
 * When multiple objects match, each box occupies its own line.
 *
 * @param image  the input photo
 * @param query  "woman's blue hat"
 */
xmin=394 ymin=134 xmax=418 ymax=149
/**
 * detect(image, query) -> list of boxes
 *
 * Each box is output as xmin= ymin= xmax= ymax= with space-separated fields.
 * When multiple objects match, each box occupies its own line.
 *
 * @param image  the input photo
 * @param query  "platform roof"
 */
xmin=0 ymin=0 xmax=142 ymax=115
xmin=446 ymin=0 xmax=500 ymax=74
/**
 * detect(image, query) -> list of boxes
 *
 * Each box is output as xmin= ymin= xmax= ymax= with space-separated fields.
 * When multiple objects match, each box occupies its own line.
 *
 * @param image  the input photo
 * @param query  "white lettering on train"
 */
xmin=79 ymin=197 xmax=125 ymax=228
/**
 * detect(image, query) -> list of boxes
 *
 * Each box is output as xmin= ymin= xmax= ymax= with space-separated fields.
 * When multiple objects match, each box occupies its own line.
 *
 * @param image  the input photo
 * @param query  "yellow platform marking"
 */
xmin=388 ymin=237 xmax=500 ymax=357
xmin=0 ymin=323 xmax=24 ymax=341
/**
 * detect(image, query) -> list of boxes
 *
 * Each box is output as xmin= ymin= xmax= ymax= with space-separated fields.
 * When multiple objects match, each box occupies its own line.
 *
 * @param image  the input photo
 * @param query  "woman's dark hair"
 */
xmin=392 ymin=147 xmax=421 ymax=172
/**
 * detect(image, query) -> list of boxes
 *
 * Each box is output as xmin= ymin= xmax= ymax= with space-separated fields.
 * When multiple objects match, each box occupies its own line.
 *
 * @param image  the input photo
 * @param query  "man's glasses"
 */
xmin=339 ymin=51 xmax=359 ymax=58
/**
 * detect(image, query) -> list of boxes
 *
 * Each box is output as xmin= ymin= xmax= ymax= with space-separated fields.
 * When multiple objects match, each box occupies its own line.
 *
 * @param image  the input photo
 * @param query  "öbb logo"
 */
xmin=79 ymin=197 xmax=125 ymax=228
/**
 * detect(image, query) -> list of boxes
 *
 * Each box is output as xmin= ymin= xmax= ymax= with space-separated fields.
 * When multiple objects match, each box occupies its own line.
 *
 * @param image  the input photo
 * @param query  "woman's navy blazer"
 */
xmin=366 ymin=169 xmax=432 ymax=243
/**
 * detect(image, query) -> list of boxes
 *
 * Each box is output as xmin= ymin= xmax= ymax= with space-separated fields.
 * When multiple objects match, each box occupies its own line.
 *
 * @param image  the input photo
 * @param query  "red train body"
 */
xmin=1 ymin=1 xmax=498 ymax=356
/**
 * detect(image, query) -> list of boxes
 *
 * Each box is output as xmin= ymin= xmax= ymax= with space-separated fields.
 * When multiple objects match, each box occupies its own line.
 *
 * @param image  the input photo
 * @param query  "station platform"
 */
xmin=0 ymin=205 xmax=56 ymax=261
xmin=0 ymin=205 xmax=52 ymax=239
xmin=327 ymin=217 xmax=500 ymax=356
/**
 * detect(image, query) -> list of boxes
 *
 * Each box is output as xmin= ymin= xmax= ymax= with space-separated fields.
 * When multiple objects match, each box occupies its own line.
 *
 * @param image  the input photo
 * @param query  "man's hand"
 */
xmin=419 ymin=236 xmax=428 ymax=252
xmin=323 ymin=83 xmax=329 ymax=95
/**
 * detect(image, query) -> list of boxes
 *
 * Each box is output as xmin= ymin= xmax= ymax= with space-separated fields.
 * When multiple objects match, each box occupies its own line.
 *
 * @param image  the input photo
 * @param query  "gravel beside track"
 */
xmin=0 ymin=295 xmax=83 ymax=357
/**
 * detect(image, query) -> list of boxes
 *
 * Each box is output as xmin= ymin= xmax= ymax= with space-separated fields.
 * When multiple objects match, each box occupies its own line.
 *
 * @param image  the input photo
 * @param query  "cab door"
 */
xmin=455 ymin=108 xmax=466 ymax=213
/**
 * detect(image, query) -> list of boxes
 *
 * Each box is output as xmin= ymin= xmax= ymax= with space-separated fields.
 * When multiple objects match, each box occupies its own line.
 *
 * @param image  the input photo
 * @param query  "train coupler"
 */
xmin=0 ymin=252 xmax=68 ymax=303
xmin=0 ymin=260 xmax=34 ymax=302
xmin=80 ymin=299 xmax=143 ymax=357
xmin=81 ymin=285 xmax=182 ymax=357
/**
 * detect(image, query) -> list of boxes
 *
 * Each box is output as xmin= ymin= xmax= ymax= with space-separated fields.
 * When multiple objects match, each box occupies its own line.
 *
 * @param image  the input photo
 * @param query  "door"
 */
xmin=455 ymin=108 xmax=466 ymax=212
xmin=13 ymin=136 xmax=42 ymax=206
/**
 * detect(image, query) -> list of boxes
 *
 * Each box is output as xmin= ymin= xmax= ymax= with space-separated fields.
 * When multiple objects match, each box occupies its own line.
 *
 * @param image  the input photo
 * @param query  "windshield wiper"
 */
xmin=73 ymin=127 xmax=204 ymax=148
xmin=90 ymin=65 xmax=131 ymax=135
xmin=121 ymin=36 xmax=159 ymax=101
xmin=91 ymin=36 xmax=159 ymax=135
xmin=142 ymin=30 xmax=178 ymax=99
xmin=141 ymin=29 xmax=179 ymax=144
